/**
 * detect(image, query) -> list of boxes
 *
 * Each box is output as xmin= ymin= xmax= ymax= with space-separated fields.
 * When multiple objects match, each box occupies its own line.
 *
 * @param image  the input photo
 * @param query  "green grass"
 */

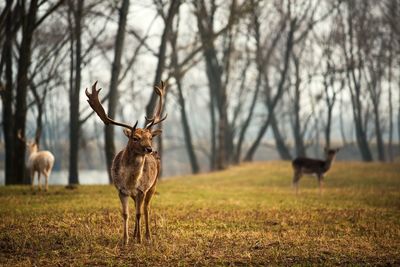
xmin=0 ymin=161 xmax=399 ymax=266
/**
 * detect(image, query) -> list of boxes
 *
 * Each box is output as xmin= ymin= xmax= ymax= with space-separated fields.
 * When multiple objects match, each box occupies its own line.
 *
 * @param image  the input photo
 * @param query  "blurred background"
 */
xmin=0 ymin=0 xmax=399 ymax=185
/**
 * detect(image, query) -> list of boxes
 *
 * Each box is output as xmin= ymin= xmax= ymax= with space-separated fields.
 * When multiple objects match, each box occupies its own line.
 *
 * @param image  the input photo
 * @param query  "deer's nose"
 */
xmin=144 ymin=146 xmax=152 ymax=153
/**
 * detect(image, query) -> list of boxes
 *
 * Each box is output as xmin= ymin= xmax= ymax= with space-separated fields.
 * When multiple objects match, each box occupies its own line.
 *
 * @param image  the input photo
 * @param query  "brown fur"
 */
xmin=292 ymin=148 xmax=339 ymax=195
xmin=85 ymin=81 xmax=167 ymax=245
xmin=112 ymin=127 xmax=161 ymax=245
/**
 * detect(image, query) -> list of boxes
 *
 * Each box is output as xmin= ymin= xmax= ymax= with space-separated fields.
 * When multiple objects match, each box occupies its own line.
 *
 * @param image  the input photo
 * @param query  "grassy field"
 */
xmin=0 ymin=161 xmax=399 ymax=266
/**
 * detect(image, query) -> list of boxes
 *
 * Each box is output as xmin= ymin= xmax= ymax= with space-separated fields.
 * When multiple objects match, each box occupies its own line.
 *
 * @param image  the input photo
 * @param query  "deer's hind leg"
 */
xmin=119 ymin=192 xmax=130 ymax=245
xmin=44 ymin=165 xmax=53 ymax=192
xmin=37 ymin=172 xmax=42 ymax=191
xmin=318 ymin=174 xmax=324 ymax=195
xmin=144 ymin=184 xmax=157 ymax=241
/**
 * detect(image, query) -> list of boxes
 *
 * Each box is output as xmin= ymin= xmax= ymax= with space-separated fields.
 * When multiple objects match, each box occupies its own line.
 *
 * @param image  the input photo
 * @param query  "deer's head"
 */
xmin=324 ymin=148 xmax=339 ymax=160
xmin=85 ymin=81 xmax=167 ymax=155
xmin=17 ymin=130 xmax=38 ymax=154
xmin=123 ymin=127 xmax=162 ymax=155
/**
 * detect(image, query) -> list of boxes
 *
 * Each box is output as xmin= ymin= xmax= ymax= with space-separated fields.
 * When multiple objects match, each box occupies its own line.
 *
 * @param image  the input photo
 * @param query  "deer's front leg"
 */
xmin=144 ymin=185 xmax=156 ymax=241
xmin=134 ymin=191 xmax=145 ymax=243
xmin=292 ymin=171 xmax=301 ymax=195
xmin=119 ymin=192 xmax=130 ymax=246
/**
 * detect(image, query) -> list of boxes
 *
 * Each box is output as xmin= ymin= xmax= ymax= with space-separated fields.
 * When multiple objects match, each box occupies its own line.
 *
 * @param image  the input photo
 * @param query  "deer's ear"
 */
xmin=123 ymin=128 xmax=132 ymax=138
xmin=151 ymin=129 xmax=162 ymax=137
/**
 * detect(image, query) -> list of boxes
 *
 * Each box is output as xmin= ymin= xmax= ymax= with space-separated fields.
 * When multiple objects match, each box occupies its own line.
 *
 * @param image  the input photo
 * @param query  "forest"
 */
xmin=0 ymin=0 xmax=399 ymax=185
xmin=1 ymin=1 xmax=400 ymax=266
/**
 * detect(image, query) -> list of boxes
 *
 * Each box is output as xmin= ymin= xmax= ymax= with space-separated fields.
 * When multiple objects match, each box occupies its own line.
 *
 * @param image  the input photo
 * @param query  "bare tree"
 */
xmin=290 ymin=52 xmax=307 ymax=157
xmin=67 ymin=0 xmax=83 ymax=186
xmin=234 ymin=0 xmax=291 ymax=162
xmin=169 ymin=13 xmax=200 ymax=174
xmin=0 ymin=0 xmax=63 ymax=185
xmin=338 ymin=0 xmax=373 ymax=161
xmin=145 ymin=0 xmax=180 ymax=161
xmin=244 ymin=15 xmax=295 ymax=162
xmin=104 ymin=0 xmax=130 ymax=183
xmin=193 ymin=0 xmax=245 ymax=169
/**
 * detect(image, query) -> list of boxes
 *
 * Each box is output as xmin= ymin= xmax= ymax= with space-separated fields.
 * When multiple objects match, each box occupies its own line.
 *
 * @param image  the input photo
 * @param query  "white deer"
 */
xmin=18 ymin=132 xmax=55 ymax=191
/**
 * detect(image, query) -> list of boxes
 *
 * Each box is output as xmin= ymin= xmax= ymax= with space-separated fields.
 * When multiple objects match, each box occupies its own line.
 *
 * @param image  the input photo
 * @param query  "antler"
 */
xmin=145 ymin=81 xmax=168 ymax=129
xmin=85 ymin=81 xmax=137 ymax=130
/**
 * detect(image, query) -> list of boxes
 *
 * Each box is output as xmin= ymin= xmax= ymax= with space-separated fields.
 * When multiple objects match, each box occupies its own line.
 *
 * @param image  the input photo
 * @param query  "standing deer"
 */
xmin=18 ymin=132 xmax=55 ymax=191
xmin=292 ymin=148 xmax=339 ymax=195
xmin=85 ymin=81 xmax=167 ymax=245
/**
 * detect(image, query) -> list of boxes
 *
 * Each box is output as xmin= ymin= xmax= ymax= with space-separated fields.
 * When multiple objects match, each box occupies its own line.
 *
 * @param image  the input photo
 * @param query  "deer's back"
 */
xmin=28 ymin=151 xmax=55 ymax=172
xmin=292 ymin=157 xmax=325 ymax=174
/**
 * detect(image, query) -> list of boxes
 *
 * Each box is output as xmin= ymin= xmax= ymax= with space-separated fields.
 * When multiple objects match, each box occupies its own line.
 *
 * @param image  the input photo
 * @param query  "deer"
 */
xmin=292 ymin=148 xmax=339 ymax=195
xmin=17 ymin=131 xmax=55 ymax=192
xmin=85 ymin=81 xmax=167 ymax=245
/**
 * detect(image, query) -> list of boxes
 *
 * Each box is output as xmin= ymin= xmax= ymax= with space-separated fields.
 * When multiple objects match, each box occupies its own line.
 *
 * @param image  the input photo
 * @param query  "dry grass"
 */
xmin=0 ymin=161 xmax=399 ymax=266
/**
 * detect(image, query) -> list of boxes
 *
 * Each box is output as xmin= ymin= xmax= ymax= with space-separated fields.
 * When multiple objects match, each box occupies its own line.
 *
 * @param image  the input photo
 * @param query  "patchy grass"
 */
xmin=0 ymin=161 xmax=399 ymax=266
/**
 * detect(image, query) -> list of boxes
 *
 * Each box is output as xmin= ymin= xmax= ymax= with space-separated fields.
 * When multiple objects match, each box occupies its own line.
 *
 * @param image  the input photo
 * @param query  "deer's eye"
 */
xmin=132 ymin=136 xmax=140 ymax=142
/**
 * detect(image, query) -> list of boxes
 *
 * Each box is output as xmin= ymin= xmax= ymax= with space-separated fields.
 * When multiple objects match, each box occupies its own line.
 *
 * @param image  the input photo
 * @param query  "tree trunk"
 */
xmin=372 ymin=98 xmax=385 ymax=161
xmin=388 ymin=40 xmax=393 ymax=162
xmin=216 ymin=92 xmax=228 ymax=169
xmin=292 ymin=54 xmax=306 ymax=157
xmin=2 ymin=0 xmax=16 ymax=184
xmin=234 ymin=66 xmax=261 ymax=164
xmin=14 ymin=0 xmax=39 ymax=184
xmin=339 ymin=95 xmax=348 ymax=146
xmin=105 ymin=0 xmax=130 ymax=183
xmin=194 ymin=0 xmax=230 ymax=170
xmin=243 ymin=116 xmax=271 ymax=162
xmin=270 ymin=112 xmax=292 ymax=160
xmin=209 ymin=98 xmax=217 ymax=170
xmin=325 ymin=106 xmax=333 ymax=149
xmin=169 ymin=26 xmax=200 ymax=174
xmin=68 ymin=0 xmax=83 ymax=185
xmin=322 ymin=71 xmax=338 ymax=149
xmin=176 ymin=78 xmax=200 ymax=174
xmin=30 ymin=84 xmax=44 ymax=146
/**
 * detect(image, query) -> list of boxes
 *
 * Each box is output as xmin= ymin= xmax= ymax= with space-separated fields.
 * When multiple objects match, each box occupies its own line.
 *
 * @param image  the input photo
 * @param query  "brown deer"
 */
xmin=292 ymin=148 xmax=339 ymax=195
xmin=18 ymin=132 xmax=55 ymax=191
xmin=85 ymin=81 xmax=167 ymax=245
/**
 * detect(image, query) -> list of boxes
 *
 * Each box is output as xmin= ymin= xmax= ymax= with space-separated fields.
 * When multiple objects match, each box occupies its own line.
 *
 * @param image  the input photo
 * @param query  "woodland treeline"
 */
xmin=0 ymin=0 xmax=399 ymax=185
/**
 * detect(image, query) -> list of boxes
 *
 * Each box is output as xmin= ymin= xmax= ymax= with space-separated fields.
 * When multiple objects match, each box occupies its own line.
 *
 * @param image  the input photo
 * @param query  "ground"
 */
xmin=0 ymin=161 xmax=399 ymax=266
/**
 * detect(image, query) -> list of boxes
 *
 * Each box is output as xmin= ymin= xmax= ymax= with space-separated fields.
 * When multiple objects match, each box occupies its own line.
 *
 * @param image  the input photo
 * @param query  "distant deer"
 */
xmin=292 ymin=148 xmax=339 ymax=195
xmin=18 ymin=132 xmax=55 ymax=192
xmin=85 ymin=81 xmax=167 ymax=245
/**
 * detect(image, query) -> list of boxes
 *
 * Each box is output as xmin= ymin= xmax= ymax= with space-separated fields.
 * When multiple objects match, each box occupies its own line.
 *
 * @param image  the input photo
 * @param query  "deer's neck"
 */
xmin=121 ymin=149 xmax=145 ymax=174
xmin=324 ymin=156 xmax=336 ymax=171
xmin=28 ymin=148 xmax=38 ymax=158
